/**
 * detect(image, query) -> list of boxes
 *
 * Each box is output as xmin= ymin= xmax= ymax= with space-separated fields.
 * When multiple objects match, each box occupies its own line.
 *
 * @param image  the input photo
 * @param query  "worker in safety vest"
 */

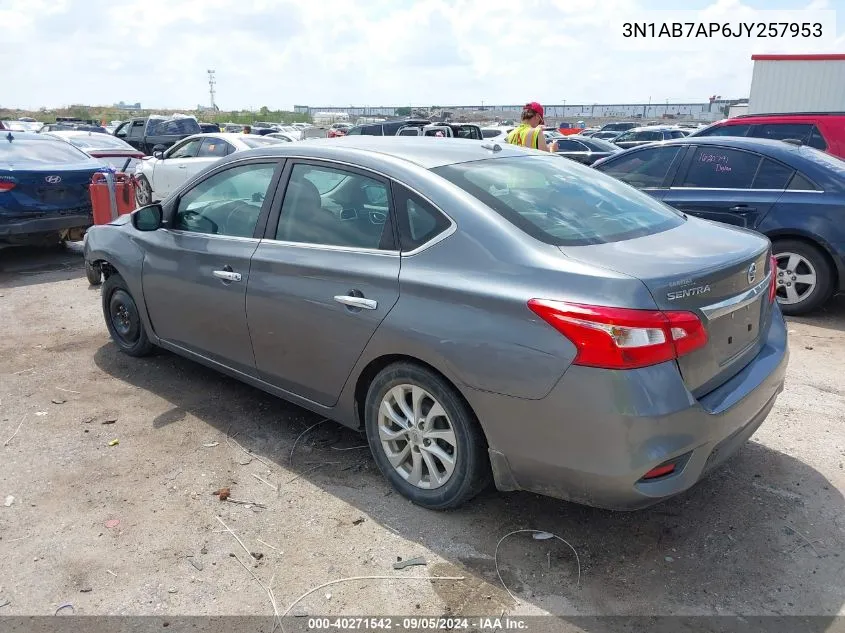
xmin=506 ymin=102 xmax=555 ymax=151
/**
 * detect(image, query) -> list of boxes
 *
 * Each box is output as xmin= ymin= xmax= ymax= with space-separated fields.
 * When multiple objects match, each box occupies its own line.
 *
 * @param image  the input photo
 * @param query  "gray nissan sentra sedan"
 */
xmin=84 ymin=137 xmax=789 ymax=511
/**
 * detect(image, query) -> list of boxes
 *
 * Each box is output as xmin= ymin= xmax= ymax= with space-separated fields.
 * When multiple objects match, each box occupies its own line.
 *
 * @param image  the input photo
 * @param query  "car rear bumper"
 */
xmin=0 ymin=213 xmax=92 ymax=239
xmin=469 ymin=304 xmax=789 ymax=510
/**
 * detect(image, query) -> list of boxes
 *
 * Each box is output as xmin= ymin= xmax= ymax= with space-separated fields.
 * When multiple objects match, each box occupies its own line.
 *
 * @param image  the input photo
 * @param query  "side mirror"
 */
xmin=153 ymin=150 xmax=164 ymax=159
xmin=132 ymin=204 xmax=163 ymax=231
xmin=152 ymin=144 xmax=167 ymax=153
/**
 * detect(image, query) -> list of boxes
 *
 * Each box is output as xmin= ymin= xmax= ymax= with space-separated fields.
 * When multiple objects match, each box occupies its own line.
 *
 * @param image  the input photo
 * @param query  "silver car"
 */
xmin=84 ymin=137 xmax=789 ymax=510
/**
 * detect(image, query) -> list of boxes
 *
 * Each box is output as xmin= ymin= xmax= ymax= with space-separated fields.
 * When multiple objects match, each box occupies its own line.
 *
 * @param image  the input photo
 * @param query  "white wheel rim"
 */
xmin=377 ymin=384 xmax=457 ymax=490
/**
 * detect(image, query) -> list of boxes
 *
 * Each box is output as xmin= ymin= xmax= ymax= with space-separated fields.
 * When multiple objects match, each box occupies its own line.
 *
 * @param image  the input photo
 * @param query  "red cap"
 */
xmin=525 ymin=102 xmax=544 ymax=117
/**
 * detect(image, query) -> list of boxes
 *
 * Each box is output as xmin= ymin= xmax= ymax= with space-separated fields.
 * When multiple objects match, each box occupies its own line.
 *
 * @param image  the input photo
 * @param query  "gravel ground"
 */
xmin=1 ymin=245 xmax=844 ymax=623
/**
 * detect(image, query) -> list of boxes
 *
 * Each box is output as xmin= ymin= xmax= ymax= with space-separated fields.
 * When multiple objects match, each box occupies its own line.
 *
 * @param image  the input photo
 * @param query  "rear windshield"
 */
xmin=0 ymin=137 xmax=91 ymax=164
xmin=240 ymin=136 xmax=284 ymax=148
xmin=65 ymin=134 xmax=134 ymax=150
xmin=434 ymin=155 xmax=685 ymax=246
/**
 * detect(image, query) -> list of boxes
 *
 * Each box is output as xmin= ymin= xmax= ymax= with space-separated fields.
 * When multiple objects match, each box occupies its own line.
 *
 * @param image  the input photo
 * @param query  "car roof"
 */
xmin=644 ymin=135 xmax=814 ymax=156
xmin=229 ymin=136 xmax=534 ymax=169
xmin=2 ymin=131 xmax=62 ymax=141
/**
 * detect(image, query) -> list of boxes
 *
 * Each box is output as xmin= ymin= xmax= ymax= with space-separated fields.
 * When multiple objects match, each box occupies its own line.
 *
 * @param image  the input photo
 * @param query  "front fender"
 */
xmin=84 ymin=223 xmax=158 ymax=343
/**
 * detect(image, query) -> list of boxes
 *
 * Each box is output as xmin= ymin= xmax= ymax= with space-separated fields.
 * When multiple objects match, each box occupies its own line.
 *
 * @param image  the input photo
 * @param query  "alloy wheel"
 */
xmin=775 ymin=251 xmax=817 ymax=305
xmin=377 ymin=384 xmax=458 ymax=490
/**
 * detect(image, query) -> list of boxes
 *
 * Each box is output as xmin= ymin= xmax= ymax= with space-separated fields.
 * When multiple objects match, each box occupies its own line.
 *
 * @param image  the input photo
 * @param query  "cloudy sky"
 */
xmin=1 ymin=0 xmax=842 ymax=110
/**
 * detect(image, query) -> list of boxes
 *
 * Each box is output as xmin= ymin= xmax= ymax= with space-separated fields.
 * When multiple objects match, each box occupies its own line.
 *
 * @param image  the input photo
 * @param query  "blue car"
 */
xmin=593 ymin=136 xmax=845 ymax=315
xmin=1 ymin=131 xmax=104 ymax=246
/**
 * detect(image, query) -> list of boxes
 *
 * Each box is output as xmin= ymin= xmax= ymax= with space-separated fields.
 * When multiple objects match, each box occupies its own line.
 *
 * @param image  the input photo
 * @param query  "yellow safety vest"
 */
xmin=506 ymin=123 xmax=541 ymax=149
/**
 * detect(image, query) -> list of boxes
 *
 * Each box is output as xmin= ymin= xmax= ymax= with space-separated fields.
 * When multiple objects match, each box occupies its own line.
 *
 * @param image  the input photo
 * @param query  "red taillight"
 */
xmin=527 ymin=300 xmax=708 ymax=370
xmin=0 ymin=179 xmax=16 ymax=192
xmin=768 ymin=254 xmax=778 ymax=303
xmin=642 ymin=463 xmax=676 ymax=480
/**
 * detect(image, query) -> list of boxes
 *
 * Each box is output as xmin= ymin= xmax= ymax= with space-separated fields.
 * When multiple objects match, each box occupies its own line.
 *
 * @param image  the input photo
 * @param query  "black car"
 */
xmin=593 ymin=136 xmax=845 ymax=315
xmin=552 ymin=135 xmax=621 ymax=165
xmin=199 ymin=123 xmax=221 ymax=133
xmin=597 ymin=121 xmax=638 ymax=133
xmin=613 ymin=126 xmax=688 ymax=149
xmin=346 ymin=119 xmax=433 ymax=136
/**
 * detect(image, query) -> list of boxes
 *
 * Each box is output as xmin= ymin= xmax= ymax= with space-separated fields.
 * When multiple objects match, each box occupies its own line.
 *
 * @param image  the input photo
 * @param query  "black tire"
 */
xmin=85 ymin=260 xmax=102 ymax=285
xmin=772 ymin=239 xmax=834 ymax=316
xmin=135 ymin=175 xmax=153 ymax=206
xmin=101 ymin=273 xmax=154 ymax=357
xmin=364 ymin=362 xmax=491 ymax=510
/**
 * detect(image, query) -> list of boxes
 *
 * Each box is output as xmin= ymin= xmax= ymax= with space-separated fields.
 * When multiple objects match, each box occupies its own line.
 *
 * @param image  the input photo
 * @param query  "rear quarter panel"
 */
xmin=758 ymin=194 xmax=845 ymax=291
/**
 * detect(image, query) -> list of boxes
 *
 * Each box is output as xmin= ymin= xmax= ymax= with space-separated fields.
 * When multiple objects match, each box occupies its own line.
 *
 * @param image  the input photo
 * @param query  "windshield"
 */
xmin=433 ymin=155 xmax=685 ymax=246
xmin=0 ymin=136 xmax=92 ymax=164
xmin=240 ymin=136 xmax=284 ymax=148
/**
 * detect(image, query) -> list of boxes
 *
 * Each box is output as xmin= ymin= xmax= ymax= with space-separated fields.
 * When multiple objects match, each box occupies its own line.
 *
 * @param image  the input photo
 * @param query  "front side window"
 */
xmin=275 ymin=163 xmax=394 ymax=250
xmin=637 ymin=131 xmax=663 ymax=142
xmin=595 ymin=146 xmax=682 ymax=188
xmin=167 ymin=139 xmax=202 ymax=159
xmin=174 ymin=163 xmax=276 ymax=237
xmin=679 ymin=147 xmax=760 ymax=189
xmin=435 ymin=155 xmax=685 ymax=246
xmin=197 ymin=138 xmax=233 ymax=158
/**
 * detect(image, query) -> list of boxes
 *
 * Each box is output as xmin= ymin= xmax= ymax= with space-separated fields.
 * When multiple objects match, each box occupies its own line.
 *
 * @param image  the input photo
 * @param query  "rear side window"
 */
xmin=752 ymin=123 xmax=812 ymax=143
xmin=787 ymin=172 xmax=821 ymax=191
xmin=481 ymin=129 xmax=502 ymax=138
xmin=434 ymin=155 xmax=685 ymax=246
xmin=596 ymin=146 xmax=682 ymax=188
xmin=679 ymin=147 xmax=760 ymax=189
xmin=392 ymin=185 xmax=451 ymax=251
xmin=345 ymin=126 xmax=363 ymax=135
xmin=808 ymin=126 xmax=827 ymax=150
xmin=752 ymin=159 xmax=794 ymax=189
xmin=697 ymin=123 xmax=752 ymax=137
xmin=556 ymin=139 xmax=587 ymax=151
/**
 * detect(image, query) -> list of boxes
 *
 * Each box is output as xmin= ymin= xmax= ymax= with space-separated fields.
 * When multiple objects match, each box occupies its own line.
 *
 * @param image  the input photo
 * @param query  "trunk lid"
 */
xmin=562 ymin=217 xmax=773 ymax=396
xmin=0 ymin=164 xmax=100 ymax=219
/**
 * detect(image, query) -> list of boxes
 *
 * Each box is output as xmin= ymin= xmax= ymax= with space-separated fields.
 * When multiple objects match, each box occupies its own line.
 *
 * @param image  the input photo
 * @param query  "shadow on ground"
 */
xmin=0 ymin=243 xmax=87 ymax=290
xmin=94 ymin=344 xmax=845 ymax=625
xmin=786 ymin=294 xmax=845 ymax=335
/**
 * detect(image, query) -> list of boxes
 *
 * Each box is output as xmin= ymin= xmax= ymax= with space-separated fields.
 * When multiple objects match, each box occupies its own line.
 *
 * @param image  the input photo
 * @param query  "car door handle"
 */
xmin=213 ymin=270 xmax=242 ymax=282
xmin=334 ymin=295 xmax=378 ymax=310
xmin=177 ymin=165 xmax=187 ymax=169
xmin=729 ymin=205 xmax=756 ymax=213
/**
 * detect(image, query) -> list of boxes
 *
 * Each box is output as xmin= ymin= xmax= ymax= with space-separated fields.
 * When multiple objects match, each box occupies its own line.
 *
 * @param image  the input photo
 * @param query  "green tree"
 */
xmin=259 ymin=106 xmax=270 ymax=116
xmin=396 ymin=107 xmax=411 ymax=116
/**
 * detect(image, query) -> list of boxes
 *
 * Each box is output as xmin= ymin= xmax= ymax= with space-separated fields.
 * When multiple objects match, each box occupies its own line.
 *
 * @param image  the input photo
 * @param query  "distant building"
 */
xmin=114 ymin=101 xmax=141 ymax=110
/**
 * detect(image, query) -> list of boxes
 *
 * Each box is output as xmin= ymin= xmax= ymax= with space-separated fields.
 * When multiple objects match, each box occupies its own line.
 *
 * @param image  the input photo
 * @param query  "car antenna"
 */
xmin=781 ymin=138 xmax=803 ymax=146
xmin=481 ymin=142 xmax=502 ymax=152
xmin=5 ymin=132 xmax=13 ymax=142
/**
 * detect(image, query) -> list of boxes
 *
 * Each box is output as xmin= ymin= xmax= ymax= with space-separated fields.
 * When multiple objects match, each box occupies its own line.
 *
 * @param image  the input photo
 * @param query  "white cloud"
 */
xmin=1 ymin=0 xmax=841 ymax=110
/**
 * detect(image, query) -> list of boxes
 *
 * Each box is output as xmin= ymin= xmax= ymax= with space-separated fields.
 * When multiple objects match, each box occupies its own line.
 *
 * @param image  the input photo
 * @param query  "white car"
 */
xmin=134 ymin=133 xmax=284 ymax=204
xmin=46 ymin=130 xmax=144 ymax=173
xmin=265 ymin=132 xmax=298 ymax=143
